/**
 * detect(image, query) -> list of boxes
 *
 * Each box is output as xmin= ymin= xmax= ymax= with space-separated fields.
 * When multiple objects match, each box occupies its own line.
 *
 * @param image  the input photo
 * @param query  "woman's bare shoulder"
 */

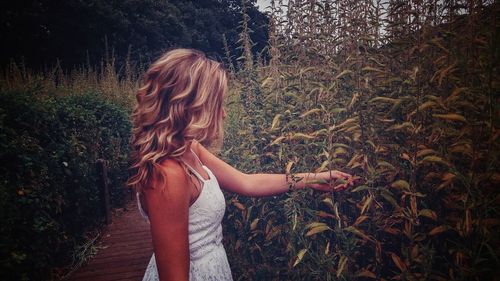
xmin=158 ymin=158 xmax=186 ymax=175
xmin=144 ymin=158 xmax=190 ymax=204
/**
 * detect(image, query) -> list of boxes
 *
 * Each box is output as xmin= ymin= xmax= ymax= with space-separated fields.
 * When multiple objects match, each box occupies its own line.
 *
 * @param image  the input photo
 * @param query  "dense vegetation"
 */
xmin=0 ymin=92 xmax=130 ymax=280
xmin=221 ymin=0 xmax=499 ymax=280
xmin=0 ymin=0 xmax=269 ymax=69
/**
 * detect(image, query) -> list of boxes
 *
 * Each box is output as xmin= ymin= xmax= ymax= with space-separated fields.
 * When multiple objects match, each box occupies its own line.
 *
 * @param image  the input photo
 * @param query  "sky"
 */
xmin=256 ymin=0 xmax=273 ymax=11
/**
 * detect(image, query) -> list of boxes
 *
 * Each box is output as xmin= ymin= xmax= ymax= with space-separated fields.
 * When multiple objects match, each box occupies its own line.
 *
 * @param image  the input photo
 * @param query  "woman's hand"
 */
xmin=300 ymin=170 xmax=359 ymax=192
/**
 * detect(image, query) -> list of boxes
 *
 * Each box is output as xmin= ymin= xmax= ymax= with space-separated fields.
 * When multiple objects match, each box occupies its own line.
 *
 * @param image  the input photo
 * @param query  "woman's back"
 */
xmin=137 ymin=149 xmax=233 ymax=281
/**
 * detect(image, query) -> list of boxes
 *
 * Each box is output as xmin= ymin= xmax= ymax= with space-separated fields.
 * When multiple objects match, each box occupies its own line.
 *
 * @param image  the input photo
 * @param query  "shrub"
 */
xmin=0 ymin=91 xmax=131 ymax=281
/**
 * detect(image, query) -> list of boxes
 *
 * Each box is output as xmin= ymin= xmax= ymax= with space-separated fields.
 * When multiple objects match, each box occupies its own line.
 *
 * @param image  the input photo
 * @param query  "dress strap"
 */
xmin=182 ymin=147 xmax=210 ymax=182
xmin=136 ymin=192 xmax=150 ymax=221
xmin=190 ymin=147 xmax=204 ymax=167
xmin=183 ymin=161 xmax=207 ymax=182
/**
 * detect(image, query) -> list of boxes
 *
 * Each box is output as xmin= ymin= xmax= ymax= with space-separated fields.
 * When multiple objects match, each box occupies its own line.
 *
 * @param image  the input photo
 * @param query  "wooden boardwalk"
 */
xmin=68 ymin=199 xmax=153 ymax=281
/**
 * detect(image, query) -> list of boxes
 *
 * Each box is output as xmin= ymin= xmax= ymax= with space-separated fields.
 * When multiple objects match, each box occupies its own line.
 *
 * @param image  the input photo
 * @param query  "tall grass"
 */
xmin=221 ymin=0 xmax=499 ymax=280
xmin=0 ymin=54 xmax=141 ymax=109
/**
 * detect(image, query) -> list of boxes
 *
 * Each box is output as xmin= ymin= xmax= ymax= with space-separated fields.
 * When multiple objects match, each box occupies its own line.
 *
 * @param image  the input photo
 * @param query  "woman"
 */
xmin=129 ymin=48 xmax=356 ymax=281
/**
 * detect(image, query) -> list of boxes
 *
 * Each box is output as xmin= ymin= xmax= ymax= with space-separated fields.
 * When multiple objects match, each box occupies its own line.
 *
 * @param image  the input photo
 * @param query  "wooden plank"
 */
xmin=72 ymin=271 xmax=145 ymax=281
xmin=94 ymin=242 xmax=152 ymax=252
xmin=71 ymin=263 xmax=148 ymax=279
xmin=101 ymin=230 xmax=150 ymax=237
xmin=111 ymin=276 xmax=143 ymax=281
xmin=96 ymin=236 xmax=152 ymax=247
xmin=68 ymin=199 xmax=153 ymax=281
xmin=72 ymin=271 xmax=144 ymax=281
xmin=87 ymin=256 xmax=151 ymax=269
xmin=107 ymin=275 xmax=144 ymax=281
xmin=90 ymin=253 xmax=152 ymax=265
xmin=92 ymin=248 xmax=153 ymax=260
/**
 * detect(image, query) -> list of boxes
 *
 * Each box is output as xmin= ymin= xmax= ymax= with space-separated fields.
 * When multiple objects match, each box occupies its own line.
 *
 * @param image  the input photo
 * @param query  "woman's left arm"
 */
xmin=194 ymin=142 xmax=356 ymax=197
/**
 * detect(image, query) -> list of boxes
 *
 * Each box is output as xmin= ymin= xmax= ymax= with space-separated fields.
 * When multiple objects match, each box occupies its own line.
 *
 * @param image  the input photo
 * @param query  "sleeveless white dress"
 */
xmin=136 ymin=150 xmax=233 ymax=281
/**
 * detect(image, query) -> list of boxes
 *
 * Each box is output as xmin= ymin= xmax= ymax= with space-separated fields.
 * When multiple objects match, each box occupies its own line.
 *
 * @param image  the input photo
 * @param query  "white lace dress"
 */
xmin=136 ymin=152 xmax=233 ymax=281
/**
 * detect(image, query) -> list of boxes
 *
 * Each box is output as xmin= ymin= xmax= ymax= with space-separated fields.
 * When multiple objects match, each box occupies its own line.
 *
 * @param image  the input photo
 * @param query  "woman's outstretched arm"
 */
xmin=143 ymin=159 xmax=191 ymax=281
xmin=193 ymin=141 xmax=355 ymax=197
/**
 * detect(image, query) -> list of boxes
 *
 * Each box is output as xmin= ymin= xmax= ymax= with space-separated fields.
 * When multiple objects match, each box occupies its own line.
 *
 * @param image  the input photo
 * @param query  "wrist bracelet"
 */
xmin=287 ymin=173 xmax=302 ymax=192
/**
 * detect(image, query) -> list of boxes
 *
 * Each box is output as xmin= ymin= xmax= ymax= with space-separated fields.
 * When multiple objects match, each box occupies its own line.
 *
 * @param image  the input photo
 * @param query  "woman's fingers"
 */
xmin=332 ymin=183 xmax=349 ymax=191
xmin=328 ymin=170 xmax=352 ymax=179
xmin=310 ymin=183 xmax=337 ymax=192
xmin=337 ymin=171 xmax=352 ymax=178
xmin=310 ymin=181 xmax=350 ymax=192
xmin=330 ymin=174 xmax=360 ymax=191
xmin=308 ymin=172 xmax=361 ymax=192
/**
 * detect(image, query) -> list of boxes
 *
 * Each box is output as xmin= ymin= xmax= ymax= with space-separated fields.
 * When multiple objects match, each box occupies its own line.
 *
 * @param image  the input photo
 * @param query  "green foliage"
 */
xmin=221 ymin=1 xmax=499 ymax=280
xmin=0 ymin=0 xmax=268 ymax=70
xmin=0 ymin=91 xmax=131 ymax=281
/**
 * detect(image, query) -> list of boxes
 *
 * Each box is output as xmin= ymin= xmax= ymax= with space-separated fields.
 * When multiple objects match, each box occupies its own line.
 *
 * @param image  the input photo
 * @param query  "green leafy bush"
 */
xmin=0 ymin=91 xmax=130 ymax=281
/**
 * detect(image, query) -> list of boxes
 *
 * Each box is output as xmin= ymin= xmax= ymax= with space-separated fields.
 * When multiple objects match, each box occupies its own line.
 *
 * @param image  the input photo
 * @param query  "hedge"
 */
xmin=0 ymin=91 xmax=131 ymax=281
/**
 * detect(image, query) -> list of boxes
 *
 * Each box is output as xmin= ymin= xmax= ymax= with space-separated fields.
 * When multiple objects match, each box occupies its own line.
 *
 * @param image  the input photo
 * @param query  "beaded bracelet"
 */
xmin=286 ymin=173 xmax=302 ymax=192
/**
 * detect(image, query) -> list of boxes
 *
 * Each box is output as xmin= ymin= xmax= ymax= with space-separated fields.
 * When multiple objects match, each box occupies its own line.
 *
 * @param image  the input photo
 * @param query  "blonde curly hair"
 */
xmin=128 ymin=48 xmax=228 ymax=192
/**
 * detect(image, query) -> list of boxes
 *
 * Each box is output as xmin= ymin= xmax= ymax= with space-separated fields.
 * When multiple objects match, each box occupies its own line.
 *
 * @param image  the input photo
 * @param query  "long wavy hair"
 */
xmin=128 ymin=48 xmax=228 ymax=193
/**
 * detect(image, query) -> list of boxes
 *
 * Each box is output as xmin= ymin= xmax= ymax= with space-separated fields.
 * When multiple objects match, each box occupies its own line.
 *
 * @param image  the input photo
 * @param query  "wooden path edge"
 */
xmin=66 ymin=198 xmax=153 ymax=281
